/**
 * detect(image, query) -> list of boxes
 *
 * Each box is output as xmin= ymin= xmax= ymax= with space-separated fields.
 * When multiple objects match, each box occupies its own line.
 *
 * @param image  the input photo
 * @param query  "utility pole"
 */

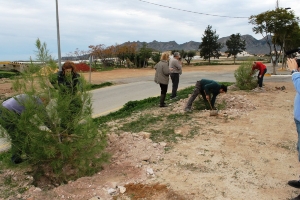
xmin=276 ymin=0 xmax=279 ymax=9
xmin=55 ymin=0 xmax=62 ymax=71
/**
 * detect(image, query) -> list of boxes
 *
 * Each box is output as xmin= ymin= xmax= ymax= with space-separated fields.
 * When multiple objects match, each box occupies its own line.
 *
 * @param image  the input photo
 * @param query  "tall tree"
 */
xmin=249 ymin=8 xmax=299 ymax=74
xmin=199 ymin=25 xmax=223 ymax=63
xmin=225 ymin=33 xmax=246 ymax=64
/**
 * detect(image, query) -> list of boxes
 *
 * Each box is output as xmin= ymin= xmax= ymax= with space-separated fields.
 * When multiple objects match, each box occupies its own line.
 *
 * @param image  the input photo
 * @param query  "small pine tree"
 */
xmin=234 ymin=61 xmax=257 ymax=90
xmin=1 ymin=39 xmax=110 ymax=185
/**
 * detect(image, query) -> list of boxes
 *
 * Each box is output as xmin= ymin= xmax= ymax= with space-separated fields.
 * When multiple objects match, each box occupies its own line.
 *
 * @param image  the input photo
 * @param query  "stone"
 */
xmin=118 ymin=186 xmax=126 ymax=194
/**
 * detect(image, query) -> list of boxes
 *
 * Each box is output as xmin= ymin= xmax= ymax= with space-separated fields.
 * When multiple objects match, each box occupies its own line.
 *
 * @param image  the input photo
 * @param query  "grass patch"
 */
xmin=93 ymin=86 xmax=195 ymax=125
xmin=121 ymin=114 xmax=159 ymax=133
xmin=0 ymin=70 xmax=20 ymax=79
xmin=150 ymin=128 xmax=182 ymax=143
xmin=88 ymin=82 xmax=113 ymax=90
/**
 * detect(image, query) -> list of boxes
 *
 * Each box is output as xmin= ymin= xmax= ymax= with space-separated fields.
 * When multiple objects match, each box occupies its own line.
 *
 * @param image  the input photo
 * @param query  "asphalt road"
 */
xmin=0 ymin=65 xmax=292 ymax=152
xmin=91 ymin=67 xmax=292 ymax=117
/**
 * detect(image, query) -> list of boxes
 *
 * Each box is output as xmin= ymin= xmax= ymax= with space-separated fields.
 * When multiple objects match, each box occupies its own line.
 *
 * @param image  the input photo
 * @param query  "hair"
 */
xmin=173 ymin=52 xmax=180 ymax=57
xmin=220 ymin=84 xmax=227 ymax=93
xmin=160 ymin=53 xmax=169 ymax=61
xmin=62 ymin=61 xmax=77 ymax=74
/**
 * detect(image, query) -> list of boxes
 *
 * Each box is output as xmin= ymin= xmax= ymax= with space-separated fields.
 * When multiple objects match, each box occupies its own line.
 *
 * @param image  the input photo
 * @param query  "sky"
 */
xmin=1 ymin=0 xmax=300 ymax=61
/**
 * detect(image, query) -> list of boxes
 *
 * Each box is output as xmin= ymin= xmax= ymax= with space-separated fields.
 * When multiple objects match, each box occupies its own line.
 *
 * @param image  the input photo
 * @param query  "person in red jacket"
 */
xmin=252 ymin=61 xmax=267 ymax=89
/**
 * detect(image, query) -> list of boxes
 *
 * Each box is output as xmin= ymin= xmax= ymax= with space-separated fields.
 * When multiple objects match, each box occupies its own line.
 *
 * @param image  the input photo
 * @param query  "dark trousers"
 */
xmin=170 ymin=73 xmax=180 ymax=98
xmin=258 ymin=68 xmax=267 ymax=87
xmin=186 ymin=81 xmax=206 ymax=109
xmin=160 ymin=84 xmax=168 ymax=95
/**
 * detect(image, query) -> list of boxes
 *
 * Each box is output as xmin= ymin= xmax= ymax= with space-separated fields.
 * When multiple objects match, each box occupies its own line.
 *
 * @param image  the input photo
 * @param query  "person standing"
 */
xmin=252 ymin=61 xmax=267 ymax=90
xmin=287 ymin=58 xmax=300 ymax=189
xmin=184 ymin=79 xmax=227 ymax=112
xmin=154 ymin=53 xmax=170 ymax=107
xmin=50 ymin=61 xmax=82 ymax=134
xmin=169 ymin=52 xmax=182 ymax=99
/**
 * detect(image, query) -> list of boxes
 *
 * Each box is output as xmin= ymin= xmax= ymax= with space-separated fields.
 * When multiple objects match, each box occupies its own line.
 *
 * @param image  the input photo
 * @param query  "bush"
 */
xmin=234 ymin=61 xmax=257 ymax=90
xmin=75 ymin=63 xmax=95 ymax=72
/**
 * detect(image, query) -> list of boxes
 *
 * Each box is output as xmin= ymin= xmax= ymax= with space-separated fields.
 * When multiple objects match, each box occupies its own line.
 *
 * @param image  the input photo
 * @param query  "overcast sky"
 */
xmin=1 ymin=0 xmax=299 ymax=61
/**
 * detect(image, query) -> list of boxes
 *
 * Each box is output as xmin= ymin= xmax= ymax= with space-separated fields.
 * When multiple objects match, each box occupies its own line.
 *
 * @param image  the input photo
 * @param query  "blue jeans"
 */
xmin=295 ymin=118 xmax=300 ymax=162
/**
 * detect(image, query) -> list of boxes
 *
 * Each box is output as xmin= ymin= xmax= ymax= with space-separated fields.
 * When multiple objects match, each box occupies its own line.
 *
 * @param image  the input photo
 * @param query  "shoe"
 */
xmin=11 ymin=155 xmax=23 ymax=164
xmin=184 ymin=108 xmax=192 ymax=112
xmin=288 ymin=180 xmax=300 ymax=188
xmin=160 ymin=103 xmax=168 ymax=107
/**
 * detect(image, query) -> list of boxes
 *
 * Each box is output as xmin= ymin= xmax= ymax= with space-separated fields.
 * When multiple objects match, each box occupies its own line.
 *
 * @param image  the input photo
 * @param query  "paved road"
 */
xmin=91 ymin=65 xmax=292 ymax=117
xmin=0 ymin=64 xmax=292 ymax=152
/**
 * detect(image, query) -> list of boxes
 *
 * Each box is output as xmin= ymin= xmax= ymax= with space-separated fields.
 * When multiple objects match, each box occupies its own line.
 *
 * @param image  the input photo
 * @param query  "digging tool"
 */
xmin=204 ymin=91 xmax=218 ymax=116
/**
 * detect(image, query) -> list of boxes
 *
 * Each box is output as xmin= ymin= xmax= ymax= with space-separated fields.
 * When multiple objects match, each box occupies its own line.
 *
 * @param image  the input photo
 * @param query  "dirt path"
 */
xmin=1 ymin=66 xmax=300 ymax=200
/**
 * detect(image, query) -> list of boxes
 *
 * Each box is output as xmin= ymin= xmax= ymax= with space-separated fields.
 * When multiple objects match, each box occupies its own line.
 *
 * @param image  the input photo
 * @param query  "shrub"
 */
xmin=75 ymin=63 xmax=95 ymax=72
xmin=234 ymin=61 xmax=257 ymax=90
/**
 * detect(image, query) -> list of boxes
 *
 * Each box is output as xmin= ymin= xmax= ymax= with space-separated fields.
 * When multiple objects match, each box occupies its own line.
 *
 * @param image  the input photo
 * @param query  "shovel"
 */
xmin=204 ymin=91 xmax=218 ymax=116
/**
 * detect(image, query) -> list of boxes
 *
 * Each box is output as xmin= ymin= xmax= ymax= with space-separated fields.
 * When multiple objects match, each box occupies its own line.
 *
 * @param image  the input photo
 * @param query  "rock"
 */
xmin=159 ymin=142 xmax=167 ymax=147
xmin=107 ymin=188 xmax=117 ymax=195
xmin=139 ymin=131 xmax=151 ymax=139
xmin=141 ymin=156 xmax=150 ymax=161
xmin=118 ymin=186 xmax=126 ymax=193
xmin=33 ymin=187 xmax=42 ymax=192
xmin=147 ymin=168 xmax=154 ymax=175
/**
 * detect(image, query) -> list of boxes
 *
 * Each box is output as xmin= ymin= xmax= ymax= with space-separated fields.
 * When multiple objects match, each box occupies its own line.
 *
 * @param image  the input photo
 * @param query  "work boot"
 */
xmin=160 ymin=94 xmax=167 ymax=107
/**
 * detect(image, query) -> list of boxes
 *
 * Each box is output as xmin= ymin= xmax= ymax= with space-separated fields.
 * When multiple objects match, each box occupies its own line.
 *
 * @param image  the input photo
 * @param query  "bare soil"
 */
xmin=1 ymin=65 xmax=300 ymax=200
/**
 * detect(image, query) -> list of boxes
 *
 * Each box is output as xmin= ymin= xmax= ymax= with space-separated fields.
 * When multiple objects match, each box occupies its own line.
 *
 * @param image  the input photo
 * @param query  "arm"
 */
xmin=162 ymin=64 xmax=170 ymax=76
xmin=210 ymin=94 xmax=218 ymax=108
xmin=288 ymin=58 xmax=300 ymax=93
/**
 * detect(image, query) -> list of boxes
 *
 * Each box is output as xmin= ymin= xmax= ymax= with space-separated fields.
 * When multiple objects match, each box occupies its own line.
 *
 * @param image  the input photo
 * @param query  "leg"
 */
xmin=170 ymin=73 xmax=179 ymax=98
xmin=159 ymin=84 xmax=168 ymax=107
xmin=185 ymin=81 xmax=201 ymax=110
xmin=288 ymin=118 xmax=300 ymax=188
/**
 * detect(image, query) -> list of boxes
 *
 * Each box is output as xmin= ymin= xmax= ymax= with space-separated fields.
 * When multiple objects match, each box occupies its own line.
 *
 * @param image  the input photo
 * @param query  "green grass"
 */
xmin=121 ymin=114 xmax=159 ymax=133
xmin=94 ymin=86 xmax=195 ymax=125
xmin=87 ymin=82 xmax=113 ymax=90
xmin=0 ymin=70 xmax=20 ymax=79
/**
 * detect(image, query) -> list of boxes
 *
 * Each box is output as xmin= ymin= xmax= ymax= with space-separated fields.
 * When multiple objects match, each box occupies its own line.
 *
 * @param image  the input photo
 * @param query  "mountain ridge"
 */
xmin=123 ymin=34 xmax=271 ymax=54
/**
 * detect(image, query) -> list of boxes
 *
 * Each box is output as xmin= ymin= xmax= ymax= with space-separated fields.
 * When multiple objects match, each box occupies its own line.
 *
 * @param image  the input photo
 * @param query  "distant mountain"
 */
xmin=123 ymin=35 xmax=272 ymax=55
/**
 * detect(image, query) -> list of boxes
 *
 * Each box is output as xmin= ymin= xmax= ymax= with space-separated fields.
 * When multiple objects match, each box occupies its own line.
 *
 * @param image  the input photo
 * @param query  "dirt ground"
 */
xmin=1 ymin=65 xmax=300 ymax=200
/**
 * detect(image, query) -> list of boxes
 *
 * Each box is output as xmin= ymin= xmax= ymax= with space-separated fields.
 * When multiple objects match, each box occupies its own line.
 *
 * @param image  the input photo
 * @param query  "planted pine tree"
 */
xmin=234 ymin=61 xmax=257 ymax=90
xmin=1 ymin=39 xmax=109 ymax=186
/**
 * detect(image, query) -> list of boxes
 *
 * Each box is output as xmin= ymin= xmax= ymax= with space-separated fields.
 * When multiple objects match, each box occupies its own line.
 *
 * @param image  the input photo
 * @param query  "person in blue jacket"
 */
xmin=287 ymin=58 xmax=300 ymax=189
xmin=184 ymin=79 xmax=227 ymax=112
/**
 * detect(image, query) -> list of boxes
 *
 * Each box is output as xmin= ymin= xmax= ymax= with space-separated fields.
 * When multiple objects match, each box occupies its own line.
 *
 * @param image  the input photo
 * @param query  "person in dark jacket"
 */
xmin=184 ymin=79 xmax=227 ymax=112
xmin=50 ymin=61 xmax=82 ymax=133
xmin=51 ymin=61 xmax=81 ymax=94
